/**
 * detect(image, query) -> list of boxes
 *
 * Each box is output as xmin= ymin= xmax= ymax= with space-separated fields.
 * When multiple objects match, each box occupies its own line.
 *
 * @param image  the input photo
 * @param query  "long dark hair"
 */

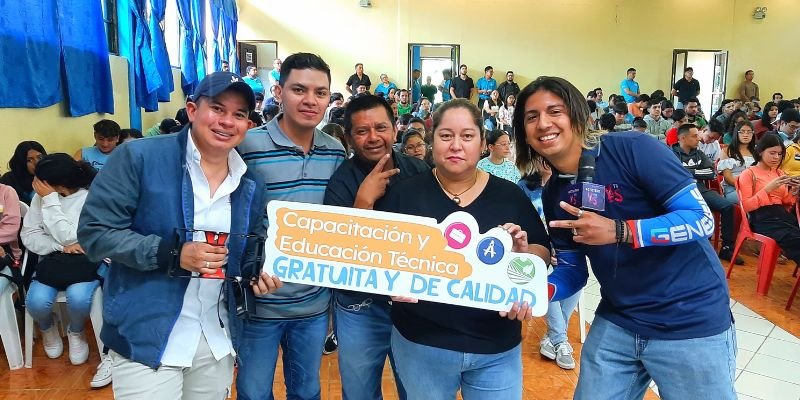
xmin=760 ymin=101 xmax=778 ymax=126
xmin=725 ymin=111 xmax=748 ymax=135
xmin=726 ymin=120 xmax=756 ymax=165
xmin=6 ymin=141 xmax=47 ymax=192
xmin=35 ymin=153 xmax=96 ymax=190
xmin=513 ymin=76 xmax=596 ymax=172
xmin=487 ymin=90 xmax=502 ymax=108
xmin=754 ymin=133 xmax=786 ymax=165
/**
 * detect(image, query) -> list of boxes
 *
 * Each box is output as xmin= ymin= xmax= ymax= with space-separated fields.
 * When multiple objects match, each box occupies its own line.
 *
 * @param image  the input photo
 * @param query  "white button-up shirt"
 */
xmin=160 ymin=130 xmax=247 ymax=367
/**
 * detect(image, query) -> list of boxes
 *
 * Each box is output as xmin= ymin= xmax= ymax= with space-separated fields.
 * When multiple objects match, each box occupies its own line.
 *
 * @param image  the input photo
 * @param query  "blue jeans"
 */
xmin=723 ymin=184 xmax=739 ymax=204
xmin=544 ymin=289 xmax=581 ymax=345
xmin=391 ymin=328 xmax=522 ymax=400
xmin=236 ymin=313 xmax=329 ymax=400
xmin=575 ymin=315 xmax=737 ymax=400
xmin=702 ymin=189 xmax=736 ymax=247
xmin=26 ymin=280 xmax=98 ymax=332
xmin=335 ymin=292 xmax=406 ymax=400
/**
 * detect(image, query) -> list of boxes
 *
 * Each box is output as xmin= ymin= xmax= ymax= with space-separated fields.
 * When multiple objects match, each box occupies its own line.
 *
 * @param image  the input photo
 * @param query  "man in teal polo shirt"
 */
xmin=476 ymin=65 xmax=497 ymax=108
xmin=243 ymin=66 xmax=265 ymax=96
xmin=620 ymin=67 xmax=640 ymax=103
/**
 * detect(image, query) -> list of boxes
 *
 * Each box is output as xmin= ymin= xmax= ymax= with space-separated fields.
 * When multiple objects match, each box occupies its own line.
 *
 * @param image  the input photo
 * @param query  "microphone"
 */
xmin=577 ymin=154 xmax=595 ymax=183
xmin=567 ymin=154 xmax=605 ymax=211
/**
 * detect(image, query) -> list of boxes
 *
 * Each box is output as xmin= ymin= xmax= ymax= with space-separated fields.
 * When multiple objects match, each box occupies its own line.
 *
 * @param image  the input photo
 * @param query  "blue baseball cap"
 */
xmin=193 ymin=72 xmax=256 ymax=111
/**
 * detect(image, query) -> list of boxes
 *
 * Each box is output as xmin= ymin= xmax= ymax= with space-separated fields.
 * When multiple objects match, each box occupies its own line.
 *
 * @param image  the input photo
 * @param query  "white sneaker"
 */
xmin=554 ymin=342 xmax=576 ymax=370
xmin=41 ymin=325 xmax=63 ymax=359
xmin=67 ymin=329 xmax=89 ymax=365
xmin=90 ymin=354 xmax=113 ymax=388
xmin=539 ymin=336 xmax=556 ymax=360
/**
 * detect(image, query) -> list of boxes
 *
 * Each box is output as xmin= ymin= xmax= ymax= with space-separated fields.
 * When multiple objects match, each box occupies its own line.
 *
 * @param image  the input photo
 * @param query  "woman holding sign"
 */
xmin=514 ymin=76 xmax=735 ymax=400
xmin=383 ymin=99 xmax=550 ymax=400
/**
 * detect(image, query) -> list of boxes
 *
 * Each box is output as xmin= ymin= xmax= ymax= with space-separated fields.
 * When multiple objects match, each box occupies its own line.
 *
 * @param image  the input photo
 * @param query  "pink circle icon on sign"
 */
xmin=444 ymin=223 xmax=471 ymax=249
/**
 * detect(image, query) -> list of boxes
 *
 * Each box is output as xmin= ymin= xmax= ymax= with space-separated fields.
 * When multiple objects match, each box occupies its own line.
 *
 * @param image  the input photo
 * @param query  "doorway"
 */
xmin=238 ymin=40 xmax=278 ymax=92
xmin=671 ymin=49 xmax=728 ymax=117
xmin=408 ymin=44 xmax=460 ymax=103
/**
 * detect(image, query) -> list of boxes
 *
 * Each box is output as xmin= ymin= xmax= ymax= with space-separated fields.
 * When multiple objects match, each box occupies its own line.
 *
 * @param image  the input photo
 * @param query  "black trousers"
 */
xmin=750 ymin=205 xmax=800 ymax=264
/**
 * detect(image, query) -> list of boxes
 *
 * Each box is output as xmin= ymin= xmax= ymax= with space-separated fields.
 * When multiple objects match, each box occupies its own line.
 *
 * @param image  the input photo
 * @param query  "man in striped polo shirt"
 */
xmin=236 ymin=53 xmax=347 ymax=400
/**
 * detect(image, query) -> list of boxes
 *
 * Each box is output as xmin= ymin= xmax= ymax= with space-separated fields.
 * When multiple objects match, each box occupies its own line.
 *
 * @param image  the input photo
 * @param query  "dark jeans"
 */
xmin=335 ymin=292 xmax=407 ymax=400
xmin=236 ymin=313 xmax=329 ymax=400
xmin=750 ymin=205 xmax=800 ymax=264
xmin=701 ymin=188 xmax=735 ymax=248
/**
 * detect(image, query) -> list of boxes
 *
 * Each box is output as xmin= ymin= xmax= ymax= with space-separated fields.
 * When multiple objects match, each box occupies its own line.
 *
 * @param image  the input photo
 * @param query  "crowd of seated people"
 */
xmin=3 ymin=59 xmax=800 ymax=400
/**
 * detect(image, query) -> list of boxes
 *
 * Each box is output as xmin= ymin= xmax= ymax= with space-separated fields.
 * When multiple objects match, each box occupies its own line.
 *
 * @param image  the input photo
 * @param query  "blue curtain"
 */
xmin=0 ymin=0 xmax=113 ymax=116
xmin=219 ymin=9 xmax=231 ymax=70
xmin=0 ymin=2 xmax=62 ymax=108
xmin=222 ymin=0 xmax=239 ymax=74
xmin=190 ymin=0 xmax=207 ymax=85
xmin=209 ymin=0 xmax=223 ymax=71
xmin=57 ymin=0 xmax=115 ymax=116
xmin=177 ymin=0 xmax=197 ymax=93
xmin=149 ymin=0 xmax=174 ymax=102
xmin=129 ymin=0 xmax=161 ymax=111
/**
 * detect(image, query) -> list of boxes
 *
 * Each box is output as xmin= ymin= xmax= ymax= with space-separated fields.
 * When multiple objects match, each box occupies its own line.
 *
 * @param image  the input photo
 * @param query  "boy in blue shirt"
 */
xmin=73 ymin=119 xmax=120 ymax=171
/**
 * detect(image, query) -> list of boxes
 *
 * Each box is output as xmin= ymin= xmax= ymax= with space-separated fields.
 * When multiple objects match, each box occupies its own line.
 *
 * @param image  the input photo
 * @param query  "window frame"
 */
xmin=102 ymin=0 xmax=119 ymax=55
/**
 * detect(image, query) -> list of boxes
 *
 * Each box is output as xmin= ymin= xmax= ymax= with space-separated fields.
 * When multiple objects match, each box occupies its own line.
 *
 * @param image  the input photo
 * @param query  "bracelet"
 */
xmin=614 ymin=219 xmax=624 ymax=244
xmin=623 ymin=221 xmax=631 ymax=244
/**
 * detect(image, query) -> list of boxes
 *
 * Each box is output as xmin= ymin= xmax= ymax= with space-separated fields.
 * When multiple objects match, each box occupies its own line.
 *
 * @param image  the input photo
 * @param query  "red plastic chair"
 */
xmin=726 ymin=176 xmax=781 ymax=296
xmin=787 ymin=201 xmax=800 ymax=310
xmin=716 ymin=172 xmax=725 ymax=194
xmin=702 ymin=179 xmax=722 ymax=250
xmin=703 ymin=160 xmax=724 ymax=249
xmin=712 ymin=159 xmax=724 ymax=195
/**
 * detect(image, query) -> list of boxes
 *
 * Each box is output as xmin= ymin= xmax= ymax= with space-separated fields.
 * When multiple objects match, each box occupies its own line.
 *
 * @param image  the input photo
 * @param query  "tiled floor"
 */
xmin=0 ymin=249 xmax=797 ymax=399
xmin=586 ymin=251 xmax=800 ymax=400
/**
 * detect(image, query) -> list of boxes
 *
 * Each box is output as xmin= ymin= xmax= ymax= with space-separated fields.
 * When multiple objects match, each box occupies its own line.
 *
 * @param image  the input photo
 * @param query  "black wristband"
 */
xmin=615 ymin=219 xmax=624 ymax=244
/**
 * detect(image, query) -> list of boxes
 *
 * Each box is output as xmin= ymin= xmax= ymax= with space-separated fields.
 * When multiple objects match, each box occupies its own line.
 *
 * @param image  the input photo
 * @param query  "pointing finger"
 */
xmin=370 ymin=153 xmax=392 ymax=175
xmin=559 ymin=201 xmax=582 ymax=216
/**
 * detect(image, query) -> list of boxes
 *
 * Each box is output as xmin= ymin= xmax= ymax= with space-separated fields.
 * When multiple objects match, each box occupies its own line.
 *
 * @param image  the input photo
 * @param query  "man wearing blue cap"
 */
xmin=78 ymin=72 xmax=282 ymax=399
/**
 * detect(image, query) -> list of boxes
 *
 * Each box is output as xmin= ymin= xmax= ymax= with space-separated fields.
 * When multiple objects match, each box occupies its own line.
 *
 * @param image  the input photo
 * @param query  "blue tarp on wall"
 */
xmin=0 ymin=0 xmax=114 ymax=116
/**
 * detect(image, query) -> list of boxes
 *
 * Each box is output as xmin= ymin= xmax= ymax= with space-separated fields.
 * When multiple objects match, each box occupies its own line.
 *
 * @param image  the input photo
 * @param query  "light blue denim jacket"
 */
xmin=78 ymin=127 xmax=267 ymax=368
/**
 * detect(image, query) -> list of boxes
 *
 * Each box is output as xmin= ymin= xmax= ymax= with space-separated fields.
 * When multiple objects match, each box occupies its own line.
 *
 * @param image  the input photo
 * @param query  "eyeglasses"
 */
xmin=404 ymin=143 xmax=426 ymax=151
xmin=738 ymin=129 xmax=754 ymax=134
xmin=492 ymin=142 xmax=512 ymax=148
